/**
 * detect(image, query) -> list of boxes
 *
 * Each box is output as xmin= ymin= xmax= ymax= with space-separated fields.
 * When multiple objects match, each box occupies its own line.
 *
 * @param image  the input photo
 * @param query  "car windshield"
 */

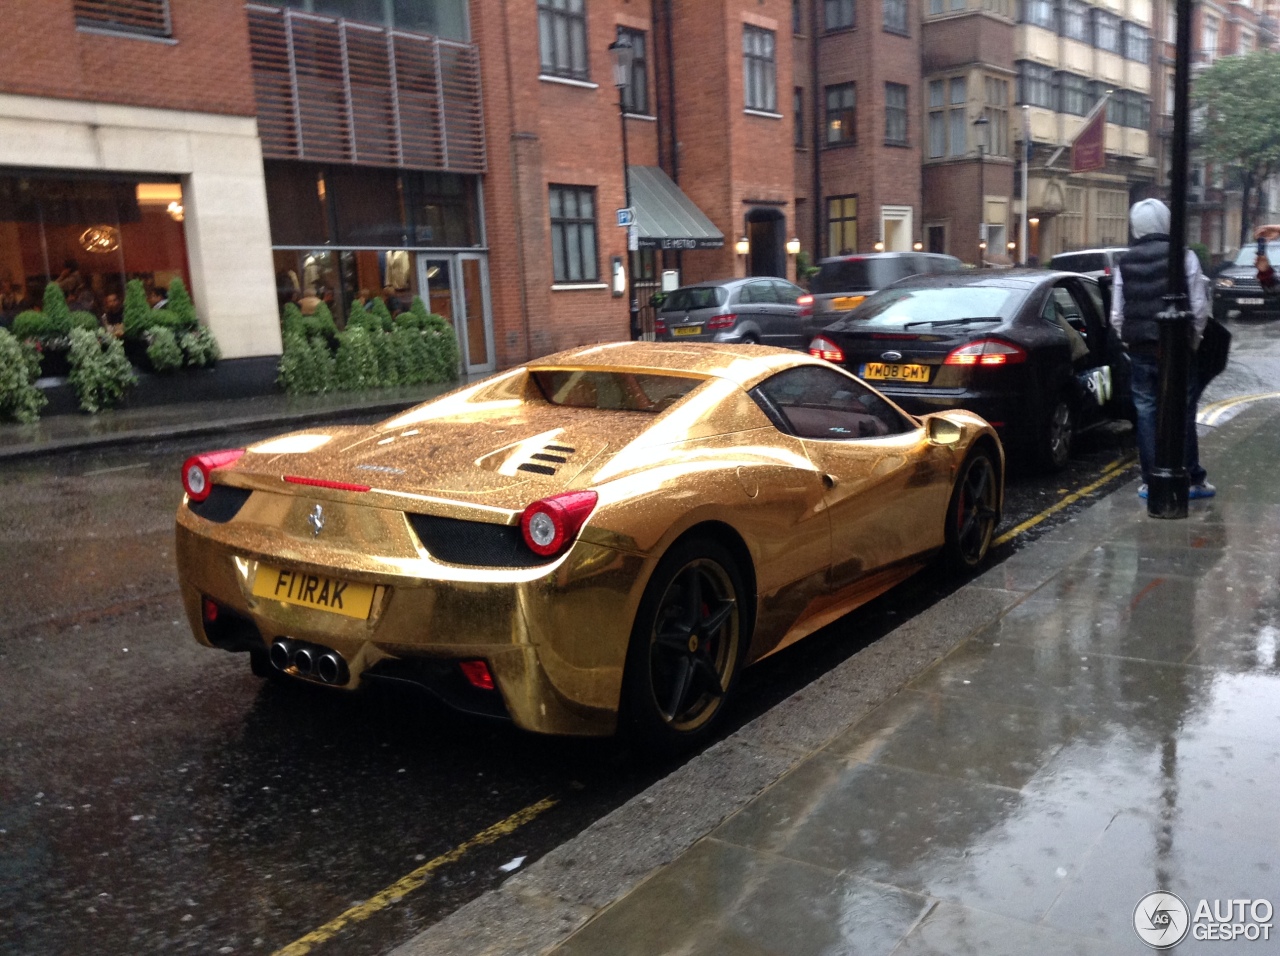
xmin=531 ymin=370 xmax=702 ymax=412
xmin=662 ymin=287 xmax=728 ymax=311
xmin=1234 ymin=241 xmax=1280 ymax=265
xmin=848 ymin=286 xmax=1021 ymax=327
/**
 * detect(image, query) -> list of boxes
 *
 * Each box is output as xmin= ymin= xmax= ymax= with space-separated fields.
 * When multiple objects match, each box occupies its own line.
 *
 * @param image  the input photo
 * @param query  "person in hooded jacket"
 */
xmin=1110 ymin=198 xmax=1214 ymax=500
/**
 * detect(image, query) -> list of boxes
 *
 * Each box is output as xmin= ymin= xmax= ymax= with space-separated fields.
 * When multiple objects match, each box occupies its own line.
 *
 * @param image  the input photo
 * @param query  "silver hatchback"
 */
xmin=654 ymin=277 xmax=814 ymax=349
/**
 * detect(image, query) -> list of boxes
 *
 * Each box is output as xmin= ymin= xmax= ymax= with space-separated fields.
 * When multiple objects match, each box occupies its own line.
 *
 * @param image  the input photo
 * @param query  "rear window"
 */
xmin=662 ymin=287 xmax=728 ymax=311
xmin=812 ymin=258 xmax=918 ymax=294
xmin=851 ymin=286 xmax=1021 ymax=327
xmin=531 ymin=370 xmax=701 ymax=413
xmin=1050 ymin=253 xmax=1107 ymax=273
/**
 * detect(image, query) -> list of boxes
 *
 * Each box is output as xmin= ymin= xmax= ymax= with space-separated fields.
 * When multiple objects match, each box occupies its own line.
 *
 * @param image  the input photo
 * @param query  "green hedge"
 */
xmin=68 ymin=327 xmax=136 ymax=413
xmin=0 ymin=328 xmax=46 ymax=423
xmin=276 ymin=294 xmax=460 ymax=395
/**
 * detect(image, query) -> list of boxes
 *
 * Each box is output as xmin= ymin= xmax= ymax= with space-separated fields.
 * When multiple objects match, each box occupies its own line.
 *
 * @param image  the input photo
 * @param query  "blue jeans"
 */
xmin=1129 ymin=350 xmax=1206 ymax=486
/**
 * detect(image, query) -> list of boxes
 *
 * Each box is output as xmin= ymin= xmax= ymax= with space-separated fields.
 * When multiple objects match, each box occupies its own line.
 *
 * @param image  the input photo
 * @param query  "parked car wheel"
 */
xmin=1038 ymin=396 xmax=1074 ymax=472
xmin=943 ymin=447 xmax=1000 ymax=570
xmin=621 ymin=538 xmax=749 ymax=752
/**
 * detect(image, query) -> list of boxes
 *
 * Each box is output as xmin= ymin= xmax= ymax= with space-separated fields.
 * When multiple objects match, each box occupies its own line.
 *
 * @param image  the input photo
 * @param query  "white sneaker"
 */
xmin=1189 ymin=482 xmax=1217 ymax=499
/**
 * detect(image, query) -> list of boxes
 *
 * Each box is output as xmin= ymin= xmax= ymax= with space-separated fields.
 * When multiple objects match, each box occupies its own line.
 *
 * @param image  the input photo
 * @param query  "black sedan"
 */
xmin=808 ymin=270 xmax=1131 ymax=470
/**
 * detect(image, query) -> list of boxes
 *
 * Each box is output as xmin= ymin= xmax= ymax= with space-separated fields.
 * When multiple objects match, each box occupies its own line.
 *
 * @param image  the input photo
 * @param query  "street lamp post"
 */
xmin=1149 ymin=0 xmax=1194 ymax=518
xmin=974 ymin=114 xmax=990 ymax=267
xmin=608 ymin=35 xmax=641 ymax=341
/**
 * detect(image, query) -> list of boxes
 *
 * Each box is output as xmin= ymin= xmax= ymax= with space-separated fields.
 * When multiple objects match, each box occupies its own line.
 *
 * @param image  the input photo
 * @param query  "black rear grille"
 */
xmin=516 ymin=463 xmax=557 ymax=475
xmin=188 ymin=485 xmax=252 ymax=523
xmin=406 ymin=513 xmax=550 ymax=568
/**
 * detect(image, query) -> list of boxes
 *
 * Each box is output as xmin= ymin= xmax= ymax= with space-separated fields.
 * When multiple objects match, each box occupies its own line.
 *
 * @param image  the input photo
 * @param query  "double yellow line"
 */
xmin=1196 ymin=390 xmax=1280 ymax=427
xmin=273 ymin=796 xmax=558 ymax=955
xmin=991 ymin=453 xmax=1137 ymax=547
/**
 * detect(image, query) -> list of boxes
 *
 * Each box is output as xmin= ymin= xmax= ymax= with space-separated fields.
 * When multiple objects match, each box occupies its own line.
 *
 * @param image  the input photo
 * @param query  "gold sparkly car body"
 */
xmin=175 ymin=343 xmax=1003 ymax=747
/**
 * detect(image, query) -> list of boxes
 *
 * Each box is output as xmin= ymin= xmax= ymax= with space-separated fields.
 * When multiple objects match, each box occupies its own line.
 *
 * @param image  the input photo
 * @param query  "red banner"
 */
xmin=1071 ymin=102 xmax=1107 ymax=173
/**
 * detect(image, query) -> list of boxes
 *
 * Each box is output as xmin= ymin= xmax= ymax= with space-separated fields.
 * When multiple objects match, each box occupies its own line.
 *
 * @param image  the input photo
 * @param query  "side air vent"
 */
xmin=515 ymin=443 xmax=575 ymax=476
xmin=188 ymin=485 xmax=253 ymax=523
xmin=407 ymin=513 xmax=551 ymax=568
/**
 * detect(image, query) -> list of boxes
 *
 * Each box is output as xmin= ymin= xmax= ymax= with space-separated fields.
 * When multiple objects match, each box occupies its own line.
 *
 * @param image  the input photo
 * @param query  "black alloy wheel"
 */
xmin=1039 ymin=397 xmax=1074 ymax=472
xmin=944 ymin=448 xmax=1000 ymax=570
xmin=739 ymin=333 xmax=759 ymax=345
xmin=623 ymin=538 xmax=748 ymax=751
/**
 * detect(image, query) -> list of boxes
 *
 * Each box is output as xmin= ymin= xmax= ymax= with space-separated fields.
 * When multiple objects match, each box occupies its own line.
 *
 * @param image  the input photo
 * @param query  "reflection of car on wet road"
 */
xmin=1213 ymin=241 xmax=1280 ymax=321
xmin=808 ymin=270 xmax=1132 ymax=471
xmin=175 ymin=343 xmax=1002 ymax=750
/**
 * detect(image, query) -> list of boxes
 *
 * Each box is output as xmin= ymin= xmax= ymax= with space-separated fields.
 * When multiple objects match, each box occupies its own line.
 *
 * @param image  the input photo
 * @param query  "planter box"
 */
xmin=39 ymin=349 xmax=70 ymax=379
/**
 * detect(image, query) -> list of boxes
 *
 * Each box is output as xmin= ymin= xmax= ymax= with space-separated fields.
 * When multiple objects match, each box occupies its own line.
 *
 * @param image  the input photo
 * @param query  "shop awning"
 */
xmin=627 ymin=166 xmax=724 ymax=250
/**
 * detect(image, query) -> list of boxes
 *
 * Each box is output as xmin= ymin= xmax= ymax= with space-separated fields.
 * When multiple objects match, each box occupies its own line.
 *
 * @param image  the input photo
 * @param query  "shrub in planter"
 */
xmin=146 ymin=327 xmax=184 ymax=373
xmin=0 ymin=328 xmax=46 ymax=423
xmin=167 ymin=277 xmax=198 ymax=330
xmin=371 ymin=329 xmax=401 ymax=386
xmin=148 ymin=307 xmax=185 ymax=332
xmin=70 ymin=310 xmax=99 ymax=332
xmin=391 ymin=324 xmax=432 ymax=385
xmin=368 ymin=296 xmax=394 ymax=330
xmin=11 ymin=310 xmax=55 ymax=343
xmin=277 ymin=332 xmax=335 ymax=394
xmin=67 ymin=327 xmax=136 ymax=413
xmin=180 ymin=328 xmax=221 ymax=368
xmin=309 ymin=335 xmax=336 ymax=391
xmin=123 ymin=279 xmax=151 ymax=338
xmin=311 ymin=301 xmax=338 ymax=340
xmin=43 ymin=282 xmax=72 ymax=335
xmin=404 ymin=296 xmax=459 ymax=382
xmin=335 ymin=325 xmax=379 ymax=390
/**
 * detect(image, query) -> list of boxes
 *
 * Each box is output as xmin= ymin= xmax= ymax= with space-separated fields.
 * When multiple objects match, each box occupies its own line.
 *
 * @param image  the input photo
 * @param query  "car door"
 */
xmin=770 ymin=279 xmax=807 ymax=349
xmin=751 ymin=366 xmax=952 ymax=590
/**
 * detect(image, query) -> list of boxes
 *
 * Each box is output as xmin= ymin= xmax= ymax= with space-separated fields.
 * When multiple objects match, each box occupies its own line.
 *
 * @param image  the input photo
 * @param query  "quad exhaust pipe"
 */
xmin=269 ymin=639 xmax=348 ymax=685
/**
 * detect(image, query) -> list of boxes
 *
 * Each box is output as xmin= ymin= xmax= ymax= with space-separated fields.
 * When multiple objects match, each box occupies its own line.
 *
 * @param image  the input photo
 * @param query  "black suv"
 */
xmin=1212 ymin=241 xmax=1280 ymax=320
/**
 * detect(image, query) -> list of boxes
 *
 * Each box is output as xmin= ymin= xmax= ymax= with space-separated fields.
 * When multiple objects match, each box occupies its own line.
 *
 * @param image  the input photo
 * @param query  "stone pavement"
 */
xmin=394 ymin=401 xmax=1280 ymax=956
xmin=0 ymin=382 xmax=458 ymax=461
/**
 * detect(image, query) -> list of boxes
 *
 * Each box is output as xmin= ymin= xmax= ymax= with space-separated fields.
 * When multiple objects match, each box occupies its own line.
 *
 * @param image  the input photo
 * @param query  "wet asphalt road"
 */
xmin=1 ymin=318 xmax=1276 ymax=956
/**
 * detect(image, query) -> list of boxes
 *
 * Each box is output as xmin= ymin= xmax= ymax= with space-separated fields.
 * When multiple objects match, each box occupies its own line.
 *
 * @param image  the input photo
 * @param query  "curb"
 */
xmin=387 ymin=405 xmax=1273 ymax=956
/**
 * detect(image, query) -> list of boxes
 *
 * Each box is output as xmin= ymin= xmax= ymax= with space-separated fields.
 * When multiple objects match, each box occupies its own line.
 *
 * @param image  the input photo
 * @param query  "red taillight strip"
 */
xmin=283 ymin=475 xmax=371 ymax=492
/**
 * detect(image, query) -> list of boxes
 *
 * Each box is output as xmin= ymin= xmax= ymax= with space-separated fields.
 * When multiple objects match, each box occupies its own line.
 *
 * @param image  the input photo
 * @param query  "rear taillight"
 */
xmin=797 ymin=294 xmax=813 ymax=317
xmin=519 ymin=491 xmax=598 ymax=558
xmin=655 ymin=317 xmax=667 ymax=335
xmin=708 ymin=313 xmax=738 ymax=329
xmin=943 ymin=339 xmax=1027 ymax=366
xmin=459 ymin=659 xmax=495 ymax=691
xmin=809 ymin=336 xmax=845 ymax=364
xmin=181 ymin=449 xmax=245 ymax=502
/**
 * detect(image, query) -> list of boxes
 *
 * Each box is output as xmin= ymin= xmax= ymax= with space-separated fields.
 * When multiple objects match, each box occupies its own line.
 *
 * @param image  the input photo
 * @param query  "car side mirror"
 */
xmin=926 ymin=416 xmax=962 ymax=445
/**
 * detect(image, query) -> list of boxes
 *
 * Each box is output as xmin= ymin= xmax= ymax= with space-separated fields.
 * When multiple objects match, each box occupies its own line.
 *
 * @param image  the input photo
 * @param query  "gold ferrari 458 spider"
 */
xmin=176 ymin=342 xmax=1002 ymax=749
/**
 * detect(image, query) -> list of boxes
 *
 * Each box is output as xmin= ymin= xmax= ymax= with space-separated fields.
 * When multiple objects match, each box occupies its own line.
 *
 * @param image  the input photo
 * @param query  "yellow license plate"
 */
xmin=833 ymin=295 xmax=866 ymax=311
xmin=252 ymin=565 xmax=376 ymax=619
xmin=862 ymin=362 xmax=930 ymax=383
xmin=672 ymin=325 xmax=703 ymax=336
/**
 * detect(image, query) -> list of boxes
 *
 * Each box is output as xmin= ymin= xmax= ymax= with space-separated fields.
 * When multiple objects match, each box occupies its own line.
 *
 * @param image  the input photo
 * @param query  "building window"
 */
xmin=1165 ymin=7 xmax=1176 ymax=43
xmin=825 ymin=0 xmax=855 ymax=30
xmin=1203 ymin=16 xmax=1219 ymax=61
xmin=1017 ymin=60 xmax=1054 ymax=108
xmin=795 ymin=87 xmax=806 ymax=147
xmin=74 ymin=0 xmax=171 ymax=38
xmin=1106 ymin=89 xmax=1151 ymax=129
xmin=794 ymin=0 xmax=803 ymax=34
xmin=1092 ymin=10 xmax=1120 ymax=53
xmin=1059 ymin=0 xmax=1089 ymax=42
xmin=984 ymin=77 xmax=1009 ymax=156
xmin=1122 ymin=23 xmax=1150 ymax=62
xmin=743 ymin=26 xmax=777 ymax=112
xmin=538 ymin=0 xmax=588 ymax=81
xmin=275 ymin=0 xmax=470 ymax=39
xmin=884 ymin=0 xmax=908 ymax=34
xmin=1058 ymin=72 xmax=1093 ymax=116
xmin=1239 ymin=30 xmax=1255 ymax=53
xmin=1019 ymin=0 xmax=1055 ymax=30
xmin=549 ymin=186 xmax=598 ymax=283
xmin=827 ymin=195 xmax=858 ymax=254
xmin=617 ymin=28 xmax=648 ymax=114
xmin=928 ymin=76 xmax=969 ymax=158
xmin=825 ymin=83 xmax=857 ymax=144
xmin=1096 ymin=189 xmax=1127 ymax=246
xmin=885 ymin=83 xmax=909 ymax=145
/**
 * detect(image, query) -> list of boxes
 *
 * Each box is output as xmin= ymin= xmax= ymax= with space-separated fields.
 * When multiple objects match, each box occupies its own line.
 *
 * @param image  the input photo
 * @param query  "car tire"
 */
xmin=739 ymin=333 xmax=759 ymax=345
xmin=943 ymin=447 xmax=1000 ymax=571
xmin=621 ymin=537 xmax=750 ymax=753
xmin=1037 ymin=396 xmax=1074 ymax=472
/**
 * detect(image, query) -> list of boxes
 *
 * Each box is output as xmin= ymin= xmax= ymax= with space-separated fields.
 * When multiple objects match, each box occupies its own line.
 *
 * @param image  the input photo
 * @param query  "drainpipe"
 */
xmin=810 ymin=0 xmax=822 ymax=257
